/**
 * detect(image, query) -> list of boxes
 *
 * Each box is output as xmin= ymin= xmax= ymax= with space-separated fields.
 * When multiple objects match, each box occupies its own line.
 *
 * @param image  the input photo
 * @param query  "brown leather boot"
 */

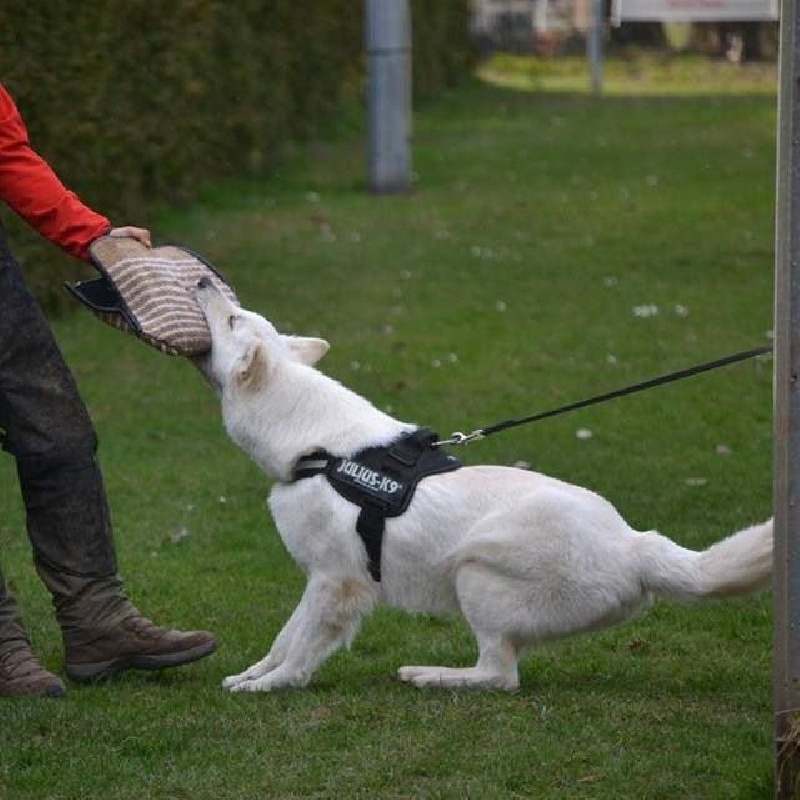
xmin=64 ymin=612 xmax=217 ymax=682
xmin=0 ymin=644 xmax=66 ymax=697
xmin=32 ymin=567 xmax=217 ymax=683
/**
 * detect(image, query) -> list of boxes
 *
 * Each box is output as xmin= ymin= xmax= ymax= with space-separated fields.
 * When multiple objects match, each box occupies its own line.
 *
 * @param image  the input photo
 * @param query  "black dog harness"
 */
xmin=292 ymin=428 xmax=462 ymax=582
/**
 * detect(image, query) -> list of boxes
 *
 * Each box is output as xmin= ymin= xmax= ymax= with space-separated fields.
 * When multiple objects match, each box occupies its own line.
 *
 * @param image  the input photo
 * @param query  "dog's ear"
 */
xmin=235 ymin=340 xmax=267 ymax=389
xmin=283 ymin=336 xmax=329 ymax=366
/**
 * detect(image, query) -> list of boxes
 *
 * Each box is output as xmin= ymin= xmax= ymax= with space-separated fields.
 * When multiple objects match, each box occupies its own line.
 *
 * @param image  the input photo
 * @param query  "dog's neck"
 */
xmin=223 ymin=359 xmax=412 ymax=482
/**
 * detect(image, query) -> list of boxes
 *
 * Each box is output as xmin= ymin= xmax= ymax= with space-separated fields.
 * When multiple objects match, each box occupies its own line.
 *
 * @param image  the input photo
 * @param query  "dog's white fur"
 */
xmin=196 ymin=283 xmax=772 ymax=692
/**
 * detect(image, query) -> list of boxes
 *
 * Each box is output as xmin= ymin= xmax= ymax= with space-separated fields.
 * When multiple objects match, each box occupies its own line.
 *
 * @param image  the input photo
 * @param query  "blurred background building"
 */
xmin=470 ymin=0 xmax=779 ymax=61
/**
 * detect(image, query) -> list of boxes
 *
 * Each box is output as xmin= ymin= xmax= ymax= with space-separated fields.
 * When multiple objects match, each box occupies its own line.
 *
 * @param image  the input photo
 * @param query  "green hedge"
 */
xmin=0 ymin=1 xmax=475 ymax=310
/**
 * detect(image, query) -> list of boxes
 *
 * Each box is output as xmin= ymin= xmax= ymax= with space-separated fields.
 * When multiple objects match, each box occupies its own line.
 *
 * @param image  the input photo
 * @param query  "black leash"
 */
xmin=434 ymin=345 xmax=773 ymax=447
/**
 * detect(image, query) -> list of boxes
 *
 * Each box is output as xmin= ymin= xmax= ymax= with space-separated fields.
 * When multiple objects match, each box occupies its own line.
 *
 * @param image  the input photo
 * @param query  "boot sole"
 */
xmin=65 ymin=638 xmax=218 ymax=683
xmin=0 ymin=681 xmax=67 ymax=698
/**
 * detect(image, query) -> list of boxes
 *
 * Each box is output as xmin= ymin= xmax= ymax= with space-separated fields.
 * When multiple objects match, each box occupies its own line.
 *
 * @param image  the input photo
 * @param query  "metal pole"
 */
xmin=774 ymin=0 xmax=800 ymax=795
xmin=587 ymin=0 xmax=603 ymax=95
xmin=365 ymin=0 xmax=412 ymax=193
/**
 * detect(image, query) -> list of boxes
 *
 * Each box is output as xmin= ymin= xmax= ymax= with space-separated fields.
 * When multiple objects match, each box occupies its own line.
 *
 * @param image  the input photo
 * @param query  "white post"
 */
xmin=774 ymin=0 xmax=800 ymax=795
xmin=366 ymin=0 xmax=412 ymax=193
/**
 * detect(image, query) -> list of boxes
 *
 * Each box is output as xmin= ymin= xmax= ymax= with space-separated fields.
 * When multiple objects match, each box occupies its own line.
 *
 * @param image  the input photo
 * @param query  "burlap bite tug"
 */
xmin=65 ymin=235 xmax=238 ymax=356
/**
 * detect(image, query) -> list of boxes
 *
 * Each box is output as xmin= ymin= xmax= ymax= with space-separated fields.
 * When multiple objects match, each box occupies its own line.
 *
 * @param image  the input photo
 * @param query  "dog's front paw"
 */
xmin=222 ymin=667 xmax=264 ymax=689
xmin=222 ymin=657 xmax=277 ymax=690
xmin=223 ymin=665 xmax=308 ymax=693
xmin=222 ymin=673 xmax=248 ymax=690
xmin=225 ymin=676 xmax=275 ymax=693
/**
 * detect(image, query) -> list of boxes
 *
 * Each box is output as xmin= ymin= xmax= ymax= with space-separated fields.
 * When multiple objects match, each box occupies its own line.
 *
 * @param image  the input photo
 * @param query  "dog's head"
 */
xmin=195 ymin=278 xmax=329 ymax=395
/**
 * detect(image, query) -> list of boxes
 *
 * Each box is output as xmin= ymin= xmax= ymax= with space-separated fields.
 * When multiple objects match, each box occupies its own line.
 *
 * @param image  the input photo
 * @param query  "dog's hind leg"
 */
xmin=398 ymin=561 xmax=521 ymax=690
xmin=398 ymin=631 xmax=519 ymax=690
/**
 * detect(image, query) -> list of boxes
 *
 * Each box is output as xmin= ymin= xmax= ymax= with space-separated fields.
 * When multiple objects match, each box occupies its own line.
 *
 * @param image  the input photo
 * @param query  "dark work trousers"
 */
xmin=0 ymin=223 xmax=117 ymax=645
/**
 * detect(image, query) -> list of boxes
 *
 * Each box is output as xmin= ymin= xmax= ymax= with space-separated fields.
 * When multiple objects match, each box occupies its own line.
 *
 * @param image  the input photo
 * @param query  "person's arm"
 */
xmin=0 ymin=84 xmax=150 ymax=260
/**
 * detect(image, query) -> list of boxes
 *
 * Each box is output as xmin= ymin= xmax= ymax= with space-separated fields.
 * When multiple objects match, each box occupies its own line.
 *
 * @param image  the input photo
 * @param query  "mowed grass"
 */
xmin=0 ymin=56 xmax=777 ymax=798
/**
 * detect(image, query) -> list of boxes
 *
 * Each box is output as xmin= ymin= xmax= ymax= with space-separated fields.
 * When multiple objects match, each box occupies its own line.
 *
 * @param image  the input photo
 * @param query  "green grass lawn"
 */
xmin=0 ymin=55 xmax=778 ymax=798
xmin=480 ymin=51 xmax=778 ymax=95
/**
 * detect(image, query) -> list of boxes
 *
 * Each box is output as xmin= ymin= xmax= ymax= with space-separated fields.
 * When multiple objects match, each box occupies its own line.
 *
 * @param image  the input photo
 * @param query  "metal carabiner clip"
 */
xmin=433 ymin=429 xmax=485 ymax=447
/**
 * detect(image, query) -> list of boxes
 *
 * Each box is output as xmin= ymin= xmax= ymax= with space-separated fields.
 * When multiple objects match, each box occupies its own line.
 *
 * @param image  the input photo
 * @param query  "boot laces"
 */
xmin=120 ymin=613 xmax=168 ymax=641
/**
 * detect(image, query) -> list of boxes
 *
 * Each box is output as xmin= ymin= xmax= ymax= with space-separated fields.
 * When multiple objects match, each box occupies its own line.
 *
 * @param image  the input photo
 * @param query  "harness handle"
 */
xmin=434 ymin=345 xmax=772 ymax=447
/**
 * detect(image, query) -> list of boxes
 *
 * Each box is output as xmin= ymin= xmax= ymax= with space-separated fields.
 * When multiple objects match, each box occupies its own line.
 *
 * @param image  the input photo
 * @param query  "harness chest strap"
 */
xmin=292 ymin=428 xmax=462 ymax=582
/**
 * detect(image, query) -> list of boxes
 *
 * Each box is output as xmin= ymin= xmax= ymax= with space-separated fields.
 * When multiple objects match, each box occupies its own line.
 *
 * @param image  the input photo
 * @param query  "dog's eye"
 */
xmin=227 ymin=315 xmax=238 ymax=330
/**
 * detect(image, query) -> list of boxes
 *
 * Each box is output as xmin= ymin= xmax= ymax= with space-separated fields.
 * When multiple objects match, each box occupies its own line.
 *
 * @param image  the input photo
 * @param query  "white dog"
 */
xmin=196 ymin=279 xmax=772 ymax=693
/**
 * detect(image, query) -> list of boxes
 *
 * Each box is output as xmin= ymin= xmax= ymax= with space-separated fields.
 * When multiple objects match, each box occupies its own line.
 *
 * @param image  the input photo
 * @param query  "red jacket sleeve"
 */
xmin=0 ymin=84 xmax=110 ymax=260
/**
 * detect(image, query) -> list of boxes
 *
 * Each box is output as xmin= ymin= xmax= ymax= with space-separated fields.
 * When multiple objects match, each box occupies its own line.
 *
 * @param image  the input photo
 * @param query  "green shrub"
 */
xmin=0 ymin=0 xmax=475 ymax=311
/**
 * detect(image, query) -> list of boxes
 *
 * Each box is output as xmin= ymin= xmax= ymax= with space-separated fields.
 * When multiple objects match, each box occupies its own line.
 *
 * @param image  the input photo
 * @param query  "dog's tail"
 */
xmin=636 ymin=518 xmax=772 ymax=600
